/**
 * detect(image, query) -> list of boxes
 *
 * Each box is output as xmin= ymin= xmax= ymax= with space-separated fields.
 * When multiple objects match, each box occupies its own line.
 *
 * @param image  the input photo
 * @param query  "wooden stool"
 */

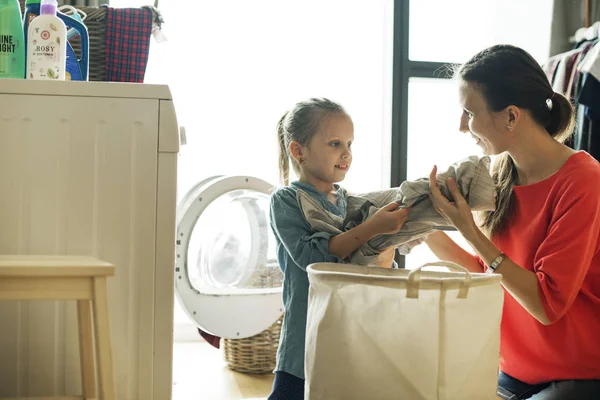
xmin=0 ymin=255 xmax=116 ymax=400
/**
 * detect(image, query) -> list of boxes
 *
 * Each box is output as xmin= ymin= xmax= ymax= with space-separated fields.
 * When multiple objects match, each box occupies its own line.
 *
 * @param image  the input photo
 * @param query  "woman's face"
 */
xmin=458 ymin=81 xmax=509 ymax=156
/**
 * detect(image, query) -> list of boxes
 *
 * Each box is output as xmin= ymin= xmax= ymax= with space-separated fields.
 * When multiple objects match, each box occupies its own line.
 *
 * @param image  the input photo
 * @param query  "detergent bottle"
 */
xmin=24 ymin=0 xmax=89 ymax=80
xmin=0 ymin=0 xmax=25 ymax=79
xmin=26 ymin=0 xmax=67 ymax=80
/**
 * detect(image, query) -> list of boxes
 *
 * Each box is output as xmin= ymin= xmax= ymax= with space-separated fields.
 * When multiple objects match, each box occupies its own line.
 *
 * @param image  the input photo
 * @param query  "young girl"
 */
xmin=268 ymin=97 xmax=409 ymax=399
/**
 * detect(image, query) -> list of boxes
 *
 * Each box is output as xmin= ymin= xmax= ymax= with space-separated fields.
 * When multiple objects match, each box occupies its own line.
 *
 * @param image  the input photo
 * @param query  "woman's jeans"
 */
xmin=497 ymin=371 xmax=600 ymax=399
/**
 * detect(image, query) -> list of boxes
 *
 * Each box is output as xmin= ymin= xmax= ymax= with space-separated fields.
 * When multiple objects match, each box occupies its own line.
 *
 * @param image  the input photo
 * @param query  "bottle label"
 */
xmin=28 ymin=22 xmax=65 ymax=80
xmin=0 ymin=35 xmax=17 ymax=54
xmin=0 ymin=33 xmax=21 ymax=76
xmin=28 ymin=14 xmax=38 ymax=26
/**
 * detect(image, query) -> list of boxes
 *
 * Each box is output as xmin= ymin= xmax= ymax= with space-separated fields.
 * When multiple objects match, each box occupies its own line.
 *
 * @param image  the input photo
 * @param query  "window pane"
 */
xmin=143 ymin=0 xmax=394 ymax=198
xmin=405 ymin=78 xmax=480 ymax=269
xmin=409 ymin=0 xmax=553 ymax=63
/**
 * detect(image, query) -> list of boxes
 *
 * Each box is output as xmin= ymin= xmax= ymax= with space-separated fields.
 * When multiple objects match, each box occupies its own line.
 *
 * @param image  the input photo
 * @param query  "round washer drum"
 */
xmin=175 ymin=175 xmax=284 ymax=339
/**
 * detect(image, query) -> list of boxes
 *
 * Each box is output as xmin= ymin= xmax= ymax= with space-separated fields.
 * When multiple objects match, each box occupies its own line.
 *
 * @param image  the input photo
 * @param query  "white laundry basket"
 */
xmin=305 ymin=261 xmax=504 ymax=400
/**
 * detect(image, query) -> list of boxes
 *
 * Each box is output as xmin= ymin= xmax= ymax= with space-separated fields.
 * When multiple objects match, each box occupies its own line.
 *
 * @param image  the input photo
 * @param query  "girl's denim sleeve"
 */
xmin=270 ymin=189 xmax=342 ymax=271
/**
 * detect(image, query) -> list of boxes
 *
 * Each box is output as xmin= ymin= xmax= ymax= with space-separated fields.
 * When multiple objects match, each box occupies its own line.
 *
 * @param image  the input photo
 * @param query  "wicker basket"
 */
xmin=223 ymin=314 xmax=283 ymax=374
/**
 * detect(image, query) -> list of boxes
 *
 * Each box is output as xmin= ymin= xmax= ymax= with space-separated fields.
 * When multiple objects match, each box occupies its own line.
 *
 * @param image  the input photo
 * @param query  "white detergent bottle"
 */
xmin=26 ymin=0 xmax=66 ymax=80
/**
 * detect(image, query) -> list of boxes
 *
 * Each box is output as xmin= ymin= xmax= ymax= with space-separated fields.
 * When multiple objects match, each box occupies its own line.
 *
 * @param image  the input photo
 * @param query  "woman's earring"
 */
xmin=299 ymin=157 xmax=306 ymax=165
xmin=507 ymin=125 xmax=512 ymax=131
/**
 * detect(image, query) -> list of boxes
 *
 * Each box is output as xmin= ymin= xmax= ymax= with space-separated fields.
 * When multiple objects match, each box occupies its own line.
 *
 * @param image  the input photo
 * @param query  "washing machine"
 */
xmin=175 ymin=175 xmax=284 ymax=339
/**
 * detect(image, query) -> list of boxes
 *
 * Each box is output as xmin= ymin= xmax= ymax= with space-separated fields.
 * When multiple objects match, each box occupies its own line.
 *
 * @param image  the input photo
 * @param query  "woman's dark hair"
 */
xmin=456 ymin=45 xmax=575 ymax=237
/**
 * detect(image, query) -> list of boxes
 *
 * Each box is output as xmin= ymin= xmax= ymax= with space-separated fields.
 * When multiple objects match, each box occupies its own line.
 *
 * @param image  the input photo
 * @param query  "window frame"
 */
xmin=391 ymin=0 xmax=452 ymax=268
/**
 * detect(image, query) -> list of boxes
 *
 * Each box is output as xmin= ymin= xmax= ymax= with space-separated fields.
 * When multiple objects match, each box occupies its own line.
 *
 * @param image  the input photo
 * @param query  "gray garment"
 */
xmin=297 ymin=156 xmax=496 ymax=265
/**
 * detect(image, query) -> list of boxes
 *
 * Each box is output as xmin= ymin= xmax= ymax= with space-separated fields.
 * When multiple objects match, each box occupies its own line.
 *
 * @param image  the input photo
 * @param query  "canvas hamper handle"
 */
xmin=407 ymin=261 xmax=472 ymax=299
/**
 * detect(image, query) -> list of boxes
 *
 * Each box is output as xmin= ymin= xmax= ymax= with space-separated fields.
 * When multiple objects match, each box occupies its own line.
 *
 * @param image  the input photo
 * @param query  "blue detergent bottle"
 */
xmin=23 ymin=0 xmax=89 ymax=81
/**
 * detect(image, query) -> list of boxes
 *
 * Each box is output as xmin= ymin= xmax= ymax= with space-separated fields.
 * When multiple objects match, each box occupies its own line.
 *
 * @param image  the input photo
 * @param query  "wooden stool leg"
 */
xmin=78 ymin=299 xmax=97 ymax=399
xmin=92 ymin=276 xmax=116 ymax=400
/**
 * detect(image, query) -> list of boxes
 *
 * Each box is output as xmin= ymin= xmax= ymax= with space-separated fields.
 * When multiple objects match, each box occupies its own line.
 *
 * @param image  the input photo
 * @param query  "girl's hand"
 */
xmin=369 ymin=202 xmax=410 ymax=235
xmin=429 ymin=165 xmax=479 ymax=240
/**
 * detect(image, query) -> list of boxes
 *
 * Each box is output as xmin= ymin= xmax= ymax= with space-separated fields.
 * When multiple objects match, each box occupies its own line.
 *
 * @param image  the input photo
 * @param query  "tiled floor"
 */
xmin=172 ymin=341 xmax=274 ymax=400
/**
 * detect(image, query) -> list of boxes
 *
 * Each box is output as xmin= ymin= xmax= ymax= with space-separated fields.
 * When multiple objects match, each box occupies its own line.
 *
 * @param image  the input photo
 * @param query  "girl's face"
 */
xmin=297 ymin=113 xmax=354 ymax=188
xmin=459 ymin=81 xmax=511 ymax=156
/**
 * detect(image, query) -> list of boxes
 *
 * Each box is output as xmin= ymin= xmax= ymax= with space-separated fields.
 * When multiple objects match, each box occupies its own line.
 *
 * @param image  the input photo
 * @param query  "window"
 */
xmin=409 ymin=0 xmax=553 ymax=64
xmin=141 ymin=0 xmax=393 ymax=198
xmin=403 ymin=78 xmax=480 ymax=269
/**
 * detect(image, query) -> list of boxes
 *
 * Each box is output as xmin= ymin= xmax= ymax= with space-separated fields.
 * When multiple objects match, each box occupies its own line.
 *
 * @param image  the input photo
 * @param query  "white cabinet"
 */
xmin=0 ymin=80 xmax=178 ymax=400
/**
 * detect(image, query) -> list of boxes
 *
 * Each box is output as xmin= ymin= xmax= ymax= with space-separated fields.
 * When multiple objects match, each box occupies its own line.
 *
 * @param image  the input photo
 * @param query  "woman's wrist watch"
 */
xmin=486 ymin=252 xmax=507 ymax=274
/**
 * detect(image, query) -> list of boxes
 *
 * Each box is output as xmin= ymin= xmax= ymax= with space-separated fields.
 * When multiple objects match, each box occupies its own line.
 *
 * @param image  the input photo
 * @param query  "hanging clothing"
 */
xmin=544 ymin=36 xmax=600 ymax=161
xmin=577 ymin=73 xmax=600 ymax=161
xmin=549 ymin=50 xmax=579 ymax=94
xmin=575 ymin=40 xmax=600 ymax=161
xmin=579 ymin=41 xmax=600 ymax=80
xmin=544 ymin=43 xmax=595 ymax=98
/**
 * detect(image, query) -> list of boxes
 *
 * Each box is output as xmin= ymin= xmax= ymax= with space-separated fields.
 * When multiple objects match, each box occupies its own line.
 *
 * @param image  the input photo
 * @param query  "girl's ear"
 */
xmin=289 ymin=141 xmax=304 ymax=163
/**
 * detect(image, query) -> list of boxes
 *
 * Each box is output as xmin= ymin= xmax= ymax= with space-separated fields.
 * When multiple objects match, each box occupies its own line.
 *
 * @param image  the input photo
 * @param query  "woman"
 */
xmin=427 ymin=45 xmax=600 ymax=399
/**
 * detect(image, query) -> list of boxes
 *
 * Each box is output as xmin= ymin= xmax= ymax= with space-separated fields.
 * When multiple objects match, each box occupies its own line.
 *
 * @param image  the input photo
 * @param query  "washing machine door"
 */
xmin=175 ymin=175 xmax=284 ymax=339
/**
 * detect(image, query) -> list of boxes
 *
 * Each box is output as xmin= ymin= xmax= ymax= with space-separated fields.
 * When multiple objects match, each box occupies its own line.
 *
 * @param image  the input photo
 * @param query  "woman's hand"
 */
xmin=369 ymin=202 xmax=410 ymax=235
xmin=429 ymin=165 xmax=478 ymax=240
xmin=429 ymin=167 xmax=550 ymax=324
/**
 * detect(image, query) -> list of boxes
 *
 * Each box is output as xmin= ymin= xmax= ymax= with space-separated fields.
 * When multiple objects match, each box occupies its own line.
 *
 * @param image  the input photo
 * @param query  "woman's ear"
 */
xmin=505 ymin=105 xmax=521 ymax=131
